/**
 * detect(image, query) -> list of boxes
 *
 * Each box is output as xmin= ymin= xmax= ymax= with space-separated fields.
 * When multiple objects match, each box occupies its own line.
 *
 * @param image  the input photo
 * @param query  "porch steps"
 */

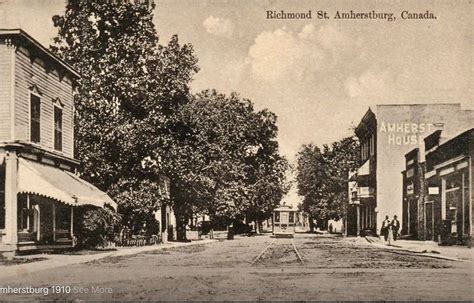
xmin=17 ymin=243 xmax=73 ymax=252
xmin=0 ymin=243 xmax=16 ymax=252
xmin=17 ymin=240 xmax=73 ymax=252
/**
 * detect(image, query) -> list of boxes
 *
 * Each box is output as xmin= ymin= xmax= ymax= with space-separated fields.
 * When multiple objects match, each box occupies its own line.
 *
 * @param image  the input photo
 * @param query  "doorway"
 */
xmin=425 ymin=201 xmax=434 ymax=241
xmin=408 ymin=198 xmax=417 ymax=236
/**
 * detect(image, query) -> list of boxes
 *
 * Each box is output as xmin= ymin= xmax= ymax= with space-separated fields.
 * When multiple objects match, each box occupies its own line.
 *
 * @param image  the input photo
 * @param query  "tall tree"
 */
xmin=296 ymin=137 xmax=359 ymax=231
xmin=161 ymin=90 xmax=289 ymax=240
xmin=324 ymin=137 xmax=360 ymax=222
xmin=296 ymin=144 xmax=327 ymax=231
xmin=242 ymin=108 xmax=290 ymax=231
xmin=51 ymin=0 xmax=198 ymax=230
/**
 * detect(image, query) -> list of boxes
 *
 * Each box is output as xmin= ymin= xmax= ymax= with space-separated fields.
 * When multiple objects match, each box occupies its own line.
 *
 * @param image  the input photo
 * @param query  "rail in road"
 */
xmin=252 ymin=237 xmax=304 ymax=265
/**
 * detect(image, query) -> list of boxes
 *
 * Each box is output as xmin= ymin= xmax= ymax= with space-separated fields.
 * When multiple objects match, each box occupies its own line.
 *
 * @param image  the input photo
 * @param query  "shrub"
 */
xmin=74 ymin=206 xmax=122 ymax=248
xmin=233 ymin=221 xmax=252 ymax=234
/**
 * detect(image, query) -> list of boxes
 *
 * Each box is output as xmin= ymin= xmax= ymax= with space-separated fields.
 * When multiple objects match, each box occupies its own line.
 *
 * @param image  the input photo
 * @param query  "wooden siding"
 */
xmin=466 ymin=135 xmax=473 ymax=237
xmin=14 ymin=46 xmax=74 ymax=158
xmin=0 ymin=41 xmax=12 ymax=141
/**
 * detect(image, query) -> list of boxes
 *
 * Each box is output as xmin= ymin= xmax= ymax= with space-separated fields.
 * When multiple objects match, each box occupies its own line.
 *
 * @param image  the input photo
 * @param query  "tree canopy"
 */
xmin=161 ymin=90 xmax=289 ymax=239
xmin=52 ymin=0 xmax=198 ymax=231
xmin=296 ymin=137 xmax=359 ymax=230
xmin=51 ymin=1 xmax=289 ymax=240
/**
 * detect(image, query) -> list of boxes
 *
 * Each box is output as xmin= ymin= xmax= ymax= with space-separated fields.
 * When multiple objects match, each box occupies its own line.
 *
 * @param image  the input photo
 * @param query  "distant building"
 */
xmin=0 ymin=29 xmax=116 ymax=252
xmin=154 ymin=175 xmax=176 ymax=242
xmin=402 ymin=128 xmax=473 ymax=244
xmin=348 ymin=104 xmax=473 ymax=236
xmin=401 ymin=148 xmax=424 ymax=238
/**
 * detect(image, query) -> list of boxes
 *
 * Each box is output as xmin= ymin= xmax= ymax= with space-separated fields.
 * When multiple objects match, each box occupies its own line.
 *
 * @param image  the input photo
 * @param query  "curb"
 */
xmin=108 ymin=239 xmax=218 ymax=259
xmin=364 ymin=237 xmax=469 ymax=262
xmin=0 ymin=239 xmax=219 ymax=280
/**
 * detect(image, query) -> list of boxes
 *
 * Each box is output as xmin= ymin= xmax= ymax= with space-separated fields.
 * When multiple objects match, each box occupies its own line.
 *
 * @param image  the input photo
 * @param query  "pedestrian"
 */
xmin=381 ymin=215 xmax=391 ymax=242
xmin=328 ymin=223 xmax=333 ymax=234
xmin=387 ymin=224 xmax=393 ymax=246
xmin=391 ymin=215 xmax=400 ymax=241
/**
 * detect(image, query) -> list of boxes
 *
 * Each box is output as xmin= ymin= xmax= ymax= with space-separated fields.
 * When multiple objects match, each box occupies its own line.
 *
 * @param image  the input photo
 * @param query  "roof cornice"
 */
xmin=0 ymin=28 xmax=81 ymax=79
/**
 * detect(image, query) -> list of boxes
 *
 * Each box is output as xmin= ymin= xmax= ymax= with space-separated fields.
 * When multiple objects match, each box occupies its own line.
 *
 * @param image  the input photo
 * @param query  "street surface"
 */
xmin=0 ymin=234 xmax=472 ymax=301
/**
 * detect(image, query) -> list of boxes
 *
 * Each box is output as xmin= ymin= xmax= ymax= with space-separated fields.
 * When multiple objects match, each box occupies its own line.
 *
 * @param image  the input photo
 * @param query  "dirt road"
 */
xmin=0 ymin=234 xmax=472 ymax=301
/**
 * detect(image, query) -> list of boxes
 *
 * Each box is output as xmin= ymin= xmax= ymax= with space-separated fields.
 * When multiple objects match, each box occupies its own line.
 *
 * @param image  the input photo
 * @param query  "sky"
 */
xmin=1 ymin=0 xmax=472 ymax=206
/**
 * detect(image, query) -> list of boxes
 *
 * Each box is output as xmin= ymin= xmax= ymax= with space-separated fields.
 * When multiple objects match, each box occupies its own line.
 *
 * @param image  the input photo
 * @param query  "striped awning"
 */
xmin=357 ymin=159 xmax=370 ymax=176
xmin=17 ymin=157 xmax=117 ymax=210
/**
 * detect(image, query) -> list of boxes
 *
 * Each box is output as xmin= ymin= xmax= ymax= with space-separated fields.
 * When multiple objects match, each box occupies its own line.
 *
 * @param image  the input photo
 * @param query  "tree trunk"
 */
xmin=254 ymin=220 xmax=260 ymax=234
xmin=309 ymin=216 xmax=315 ymax=233
xmin=171 ymin=182 xmax=188 ymax=242
xmin=175 ymin=210 xmax=187 ymax=242
xmin=317 ymin=219 xmax=328 ymax=230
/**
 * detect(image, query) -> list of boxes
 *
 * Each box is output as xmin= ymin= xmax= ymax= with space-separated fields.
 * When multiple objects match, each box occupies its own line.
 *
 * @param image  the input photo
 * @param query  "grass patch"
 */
xmin=148 ymin=244 xmax=207 ymax=255
xmin=0 ymin=255 xmax=48 ymax=266
xmin=53 ymin=248 xmax=117 ymax=255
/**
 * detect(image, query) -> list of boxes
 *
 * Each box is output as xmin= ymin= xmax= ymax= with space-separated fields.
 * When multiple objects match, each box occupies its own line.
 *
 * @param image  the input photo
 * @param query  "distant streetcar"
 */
xmin=272 ymin=205 xmax=297 ymax=237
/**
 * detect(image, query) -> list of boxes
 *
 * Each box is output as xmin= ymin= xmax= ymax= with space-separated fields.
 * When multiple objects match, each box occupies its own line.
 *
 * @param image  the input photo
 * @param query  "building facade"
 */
xmin=349 ymin=104 xmax=473 ymax=236
xmin=0 ymin=29 xmax=116 ymax=252
xmin=402 ymin=129 xmax=473 ymax=244
xmin=401 ymin=148 xmax=424 ymax=238
xmin=154 ymin=175 xmax=177 ymax=242
xmin=347 ymin=109 xmax=377 ymax=236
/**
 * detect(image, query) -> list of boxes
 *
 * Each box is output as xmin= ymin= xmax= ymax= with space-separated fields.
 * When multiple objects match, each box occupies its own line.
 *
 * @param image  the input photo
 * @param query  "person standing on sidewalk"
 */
xmin=391 ymin=215 xmax=400 ymax=241
xmin=381 ymin=216 xmax=391 ymax=242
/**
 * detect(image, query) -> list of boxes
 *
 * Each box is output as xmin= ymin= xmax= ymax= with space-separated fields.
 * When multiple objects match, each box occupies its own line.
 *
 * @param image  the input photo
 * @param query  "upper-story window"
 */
xmin=54 ymin=106 xmax=63 ymax=151
xmin=369 ymin=134 xmax=375 ymax=156
xmin=361 ymin=133 xmax=375 ymax=162
xmin=361 ymin=141 xmax=366 ymax=161
xmin=30 ymin=94 xmax=41 ymax=143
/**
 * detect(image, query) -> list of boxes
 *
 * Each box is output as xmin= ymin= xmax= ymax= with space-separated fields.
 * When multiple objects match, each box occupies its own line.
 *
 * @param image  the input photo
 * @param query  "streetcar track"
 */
xmin=252 ymin=237 xmax=304 ymax=265
xmin=251 ymin=238 xmax=275 ymax=265
xmin=291 ymin=238 xmax=304 ymax=265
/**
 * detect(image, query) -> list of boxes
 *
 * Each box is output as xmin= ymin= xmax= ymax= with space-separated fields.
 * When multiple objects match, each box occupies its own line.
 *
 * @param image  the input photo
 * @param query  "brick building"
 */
xmin=401 ymin=148 xmax=424 ymax=238
xmin=348 ymin=104 xmax=473 ymax=236
xmin=402 ymin=128 xmax=473 ymax=244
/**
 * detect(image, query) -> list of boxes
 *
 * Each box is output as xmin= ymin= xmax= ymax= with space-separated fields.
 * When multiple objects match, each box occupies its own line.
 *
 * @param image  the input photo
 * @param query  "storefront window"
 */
xmin=463 ymin=171 xmax=470 ymax=235
xmin=17 ymin=194 xmax=29 ymax=231
xmin=56 ymin=204 xmax=70 ymax=230
xmin=445 ymin=173 xmax=462 ymax=190
xmin=444 ymin=171 xmax=463 ymax=236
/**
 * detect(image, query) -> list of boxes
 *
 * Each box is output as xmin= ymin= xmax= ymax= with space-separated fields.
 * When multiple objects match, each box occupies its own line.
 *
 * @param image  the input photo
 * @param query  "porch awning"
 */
xmin=17 ymin=158 xmax=117 ymax=210
xmin=357 ymin=159 xmax=370 ymax=176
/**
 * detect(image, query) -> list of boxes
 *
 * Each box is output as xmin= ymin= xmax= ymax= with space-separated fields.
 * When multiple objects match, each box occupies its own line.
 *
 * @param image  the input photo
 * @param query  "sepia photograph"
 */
xmin=0 ymin=0 xmax=472 ymax=301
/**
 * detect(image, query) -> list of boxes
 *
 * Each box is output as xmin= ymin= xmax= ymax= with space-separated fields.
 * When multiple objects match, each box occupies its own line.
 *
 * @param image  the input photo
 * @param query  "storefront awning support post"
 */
xmin=52 ymin=202 xmax=56 ymax=242
xmin=70 ymin=206 xmax=74 ymax=239
xmin=3 ymin=151 xmax=18 ymax=245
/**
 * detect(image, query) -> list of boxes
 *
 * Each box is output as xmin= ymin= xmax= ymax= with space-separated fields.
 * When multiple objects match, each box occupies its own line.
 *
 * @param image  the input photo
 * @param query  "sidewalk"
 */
xmin=365 ymin=236 xmax=473 ymax=262
xmin=0 ymin=239 xmax=218 ymax=280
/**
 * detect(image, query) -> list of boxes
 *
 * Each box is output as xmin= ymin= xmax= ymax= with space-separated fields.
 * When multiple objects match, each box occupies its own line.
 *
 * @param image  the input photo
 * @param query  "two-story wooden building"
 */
xmin=0 ymin=29 xmax=116 ymax=253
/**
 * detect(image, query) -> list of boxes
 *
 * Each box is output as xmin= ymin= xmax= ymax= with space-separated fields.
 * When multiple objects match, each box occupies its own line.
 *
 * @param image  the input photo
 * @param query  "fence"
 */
xmin=116 ymin=230 xmax=161 ymax=247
